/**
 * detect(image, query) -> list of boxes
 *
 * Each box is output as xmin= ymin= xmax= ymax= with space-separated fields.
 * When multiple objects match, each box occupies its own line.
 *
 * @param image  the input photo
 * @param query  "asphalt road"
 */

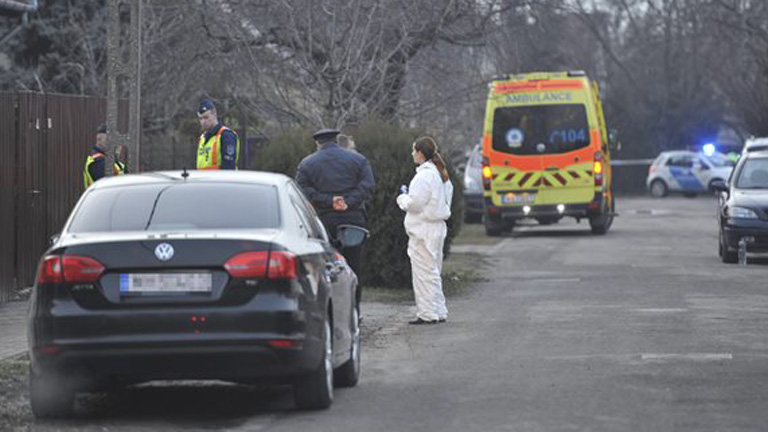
xmin=9 ymin=196 xmax=768 ymax=431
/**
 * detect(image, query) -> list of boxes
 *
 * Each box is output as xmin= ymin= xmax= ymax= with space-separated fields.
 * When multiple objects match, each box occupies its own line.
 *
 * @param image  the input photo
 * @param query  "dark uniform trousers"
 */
xmin=320 ymin=209 xmax=366 ymax=310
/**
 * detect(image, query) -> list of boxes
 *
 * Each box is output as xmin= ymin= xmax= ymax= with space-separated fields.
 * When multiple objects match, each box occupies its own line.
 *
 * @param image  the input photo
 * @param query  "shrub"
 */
xmin=258 ymin=120 xmax=464 ymax=289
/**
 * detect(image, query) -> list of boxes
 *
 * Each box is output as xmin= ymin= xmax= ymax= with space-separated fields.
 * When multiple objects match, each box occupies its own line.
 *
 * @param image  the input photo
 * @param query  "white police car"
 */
xmin=647 ymin=150 xmax=734 ymax=198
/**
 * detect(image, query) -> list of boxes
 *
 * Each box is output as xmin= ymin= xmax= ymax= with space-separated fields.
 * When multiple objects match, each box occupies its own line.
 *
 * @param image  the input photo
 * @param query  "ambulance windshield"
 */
xmin=492 ymin=105 xmax=590 ymax=155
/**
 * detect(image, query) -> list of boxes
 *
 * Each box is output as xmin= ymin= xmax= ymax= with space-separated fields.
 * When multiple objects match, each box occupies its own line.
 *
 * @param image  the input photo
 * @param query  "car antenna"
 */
xmin=181 ymin=167 xmax=189 ymax=180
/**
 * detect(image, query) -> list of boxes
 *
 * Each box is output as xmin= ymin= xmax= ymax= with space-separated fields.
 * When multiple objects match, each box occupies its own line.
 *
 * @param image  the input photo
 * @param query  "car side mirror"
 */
xmin=711 ymin=182 xmax=729 ymax=193
xmin=48 ymin=233 xmax=60 ymax=246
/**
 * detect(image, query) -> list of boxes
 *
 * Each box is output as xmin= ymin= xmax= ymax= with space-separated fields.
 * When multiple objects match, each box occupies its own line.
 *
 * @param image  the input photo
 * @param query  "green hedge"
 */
xmin=258 ymin=121 xmax=464 ymax=288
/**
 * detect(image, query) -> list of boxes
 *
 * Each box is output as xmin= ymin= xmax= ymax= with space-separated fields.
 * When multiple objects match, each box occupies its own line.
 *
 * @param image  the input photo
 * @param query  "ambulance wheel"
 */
xmin=484 ymin=217 xmax=504 ymax=236
xmin=650 ymin=180 xmax=668 ymax=198
xmin=589 ymin=197 xmax=614 ymax=235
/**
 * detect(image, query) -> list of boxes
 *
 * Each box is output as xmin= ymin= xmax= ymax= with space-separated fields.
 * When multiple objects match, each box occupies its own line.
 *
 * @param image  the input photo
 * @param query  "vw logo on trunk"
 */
xmin=154 ymin=243 xmax=175 ymax=261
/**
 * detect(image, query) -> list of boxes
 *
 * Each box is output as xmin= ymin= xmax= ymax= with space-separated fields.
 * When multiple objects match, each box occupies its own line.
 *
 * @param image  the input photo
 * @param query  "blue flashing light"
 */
xmin=702 ymin=143 xmax=716 ymax=157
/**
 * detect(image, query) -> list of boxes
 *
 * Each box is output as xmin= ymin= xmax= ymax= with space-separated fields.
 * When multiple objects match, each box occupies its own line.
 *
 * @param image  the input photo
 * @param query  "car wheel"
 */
xmin=650 ymin=180 xmax=668 ymax=198
xmin=589 ymin=196 xmax=614 ymax=235
xmin=334 ymin=303 xmax=360 ymax=388
xmin=294 ymin=317 xmax=333 ymax=410
xmin=719 ymin=228 xmax=738 ymax=264
xmin=29 ymin=369 xmax=74 ymax=419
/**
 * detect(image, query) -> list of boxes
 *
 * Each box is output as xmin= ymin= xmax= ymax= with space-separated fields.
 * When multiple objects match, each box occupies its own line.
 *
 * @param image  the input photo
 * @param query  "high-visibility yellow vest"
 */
xmin=113 ymin=161 xmax=126 ymax=176
xmin=197 ymin=125 xmax=240 ymax=170
xmin=83 ymin=152 xmax=105 ymax=189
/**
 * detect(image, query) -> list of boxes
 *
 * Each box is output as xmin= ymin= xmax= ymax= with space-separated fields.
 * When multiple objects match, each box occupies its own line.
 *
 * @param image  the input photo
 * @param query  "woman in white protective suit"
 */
xmin=397 ymin=136 xmax=453 ymax=325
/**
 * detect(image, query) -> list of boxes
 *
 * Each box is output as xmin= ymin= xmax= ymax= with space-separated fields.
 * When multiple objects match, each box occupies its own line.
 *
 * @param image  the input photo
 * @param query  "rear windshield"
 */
xmin=735 ymin=158 xmax=768 ymax=189
xmin=68 ymin=183 xmax=280 ymax=233
xmin=492 ymin=105 xmax=590 ymax=155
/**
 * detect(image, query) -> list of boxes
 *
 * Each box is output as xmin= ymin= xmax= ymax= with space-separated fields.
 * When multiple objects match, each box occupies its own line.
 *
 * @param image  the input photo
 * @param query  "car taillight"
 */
xmin=267 ymin=251 xmax=298 ymax=279
xmin=37 ymin=255 xmax=63 ymax=284
xmin=482 ymin=156 xmax=492 ymax=191
xmin=594 ymin=152 xmax=604 ymax=187
xmin=225 ymin=251 xmax=298 ymax=280
xmin=225 ymin=251 xmax=269 ymax=279
xmin=37 ymin=255 xmax=105 ymax=284
xmin=62 ymin=255 xmax=105 ymax=283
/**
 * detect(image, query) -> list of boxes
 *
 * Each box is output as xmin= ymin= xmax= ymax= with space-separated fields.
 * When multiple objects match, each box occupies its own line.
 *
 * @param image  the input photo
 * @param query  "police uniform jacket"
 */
xmin=87 ymin=147 xmax=107 ymax=181
xmin=296 ymin=143 xmax=375 ymax=226
xmin=200 ymin=123 xmax=238 ymax=170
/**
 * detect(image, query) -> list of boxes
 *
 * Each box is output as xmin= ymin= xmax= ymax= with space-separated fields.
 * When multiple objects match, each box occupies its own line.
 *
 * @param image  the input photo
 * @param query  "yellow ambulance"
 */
xmin=481 ymin=71 xmax=615 ymax=235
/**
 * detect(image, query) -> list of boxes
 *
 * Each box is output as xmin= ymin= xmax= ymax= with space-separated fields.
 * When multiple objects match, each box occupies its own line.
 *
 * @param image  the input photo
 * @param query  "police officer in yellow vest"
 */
xmin=196 ymin=100 xmax=239 ymax=170
xmin=83 ymin=123 xmax=108 ymax=189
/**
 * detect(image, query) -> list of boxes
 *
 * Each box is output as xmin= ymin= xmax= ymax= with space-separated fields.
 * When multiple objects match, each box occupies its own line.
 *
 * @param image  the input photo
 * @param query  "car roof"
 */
xmin=745 ymin=137 xmax=768 ymax=147
xmin=743 ymin=150 xmax=768 ymax=159
xmin=88 ymin=170 xmax=292 ymax=190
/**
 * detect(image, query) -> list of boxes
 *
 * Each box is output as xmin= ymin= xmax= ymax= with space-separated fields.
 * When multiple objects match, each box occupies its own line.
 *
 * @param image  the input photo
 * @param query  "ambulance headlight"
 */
xmin=523 ymin=206 xmax=531 ymax=215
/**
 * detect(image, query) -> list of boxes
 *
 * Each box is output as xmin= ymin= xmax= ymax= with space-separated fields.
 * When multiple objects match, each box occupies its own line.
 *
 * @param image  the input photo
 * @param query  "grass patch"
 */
xmin=451 ymin=222 xmax=502 ymax=246
xmin=363 ymin=286 xmax=413 ymax=303
xmin=364 ymin=251 xmax=490 ymax=304
xmin=0 ymin=357 xmax=31 ymax=428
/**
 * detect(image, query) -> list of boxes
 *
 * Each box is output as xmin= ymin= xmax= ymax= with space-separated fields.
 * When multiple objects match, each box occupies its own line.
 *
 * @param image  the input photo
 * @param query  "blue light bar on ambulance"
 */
xmin=567 ymin=70 xmax=586 ymax=77
xmin=702 ymin=143 xmax=716 ymax=157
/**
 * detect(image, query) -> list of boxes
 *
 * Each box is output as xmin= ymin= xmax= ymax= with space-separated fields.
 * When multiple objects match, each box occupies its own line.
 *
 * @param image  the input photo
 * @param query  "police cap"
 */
xmin=198 ymin=100 xmax=216 ymax=115
xmin=312 ymin=128 xmax=341 ymax=142
xmin=96 ymin=123 xmax=107 ymax=134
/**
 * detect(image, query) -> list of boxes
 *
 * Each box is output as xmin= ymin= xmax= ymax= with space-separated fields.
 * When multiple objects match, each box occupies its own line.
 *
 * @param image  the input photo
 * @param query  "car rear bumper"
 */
xmin=28 ymin=292 xmax=324 ymax=388
xmin=29 ymin=338 xmax=316 ymax=389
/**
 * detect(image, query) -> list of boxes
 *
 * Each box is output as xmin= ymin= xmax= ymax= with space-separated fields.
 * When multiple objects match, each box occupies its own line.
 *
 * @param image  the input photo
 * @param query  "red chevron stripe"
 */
xmin=519 ymin=172 xmax=533 ymax=186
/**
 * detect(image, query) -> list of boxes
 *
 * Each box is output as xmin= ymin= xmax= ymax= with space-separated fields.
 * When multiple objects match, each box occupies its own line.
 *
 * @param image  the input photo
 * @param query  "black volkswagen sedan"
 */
xmin=28 ymin=171 xmax=360 ymax=418
xmin=716 ymin=150 xmax=768 ymax=263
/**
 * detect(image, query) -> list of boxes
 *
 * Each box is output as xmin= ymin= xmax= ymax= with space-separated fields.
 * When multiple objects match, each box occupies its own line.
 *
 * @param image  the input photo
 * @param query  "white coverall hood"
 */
xmin=397 ymin=161 xmax=453 ymax=321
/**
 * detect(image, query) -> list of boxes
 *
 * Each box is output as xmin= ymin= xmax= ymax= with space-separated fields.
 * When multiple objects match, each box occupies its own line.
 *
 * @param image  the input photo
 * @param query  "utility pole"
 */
xmin=106 ymin=0 xmax=141 ymax=173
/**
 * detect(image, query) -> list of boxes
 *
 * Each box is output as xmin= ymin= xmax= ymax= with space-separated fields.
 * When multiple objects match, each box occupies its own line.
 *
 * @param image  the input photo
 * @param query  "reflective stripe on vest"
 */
xmin=83 ymin=153 xmax=105 ymax=189
xmin=197 ymin=126 xmax=239 ymax=170
xmin=113 ymin=161 xmax=126 ymax=176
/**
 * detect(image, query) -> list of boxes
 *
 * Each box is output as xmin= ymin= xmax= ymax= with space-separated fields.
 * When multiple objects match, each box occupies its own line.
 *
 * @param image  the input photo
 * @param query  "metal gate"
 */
xmin=0 ymin=92 xmax=123 ymax=300
xmin=0 ymin=93 xmax=17 ymax=303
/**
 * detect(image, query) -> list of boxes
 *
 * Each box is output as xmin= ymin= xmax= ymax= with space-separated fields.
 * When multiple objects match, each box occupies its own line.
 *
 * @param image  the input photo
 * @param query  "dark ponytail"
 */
xmin=414 ymin=136 xmax=449 ymax=182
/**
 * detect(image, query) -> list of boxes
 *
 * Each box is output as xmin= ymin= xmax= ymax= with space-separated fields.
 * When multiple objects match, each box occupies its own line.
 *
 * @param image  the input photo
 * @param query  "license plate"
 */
xmin=501 ymin=193 xmax=536 ymax=204
xmin=119 ymin=273 xmax=212 ymax=294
